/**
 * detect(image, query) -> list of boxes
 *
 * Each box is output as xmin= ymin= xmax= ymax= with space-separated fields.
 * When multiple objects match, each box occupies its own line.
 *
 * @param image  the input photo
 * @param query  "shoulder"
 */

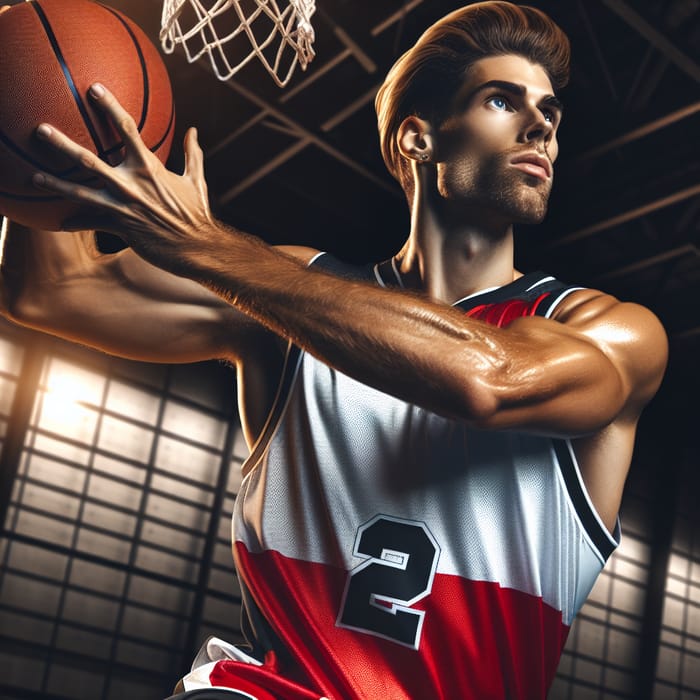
xmin=550 ymin=287 xmax=668 ymax=413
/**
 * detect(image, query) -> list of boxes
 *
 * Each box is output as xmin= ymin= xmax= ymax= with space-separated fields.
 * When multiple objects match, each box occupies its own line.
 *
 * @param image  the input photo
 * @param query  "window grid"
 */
xmin=549 ymin=509 xmax=652 ymax=700
xmin=0 ymin=347 xmax=242 ymax=700
xmin=0 ymin=337 xmax=24 ymax=454
xmin=652 ymin=508 xmax=700 ymax=700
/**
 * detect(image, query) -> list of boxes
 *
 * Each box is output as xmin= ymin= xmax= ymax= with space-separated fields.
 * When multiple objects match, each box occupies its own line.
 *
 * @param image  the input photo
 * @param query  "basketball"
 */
xmin=0 ymin=0 xmax=175 ymax=230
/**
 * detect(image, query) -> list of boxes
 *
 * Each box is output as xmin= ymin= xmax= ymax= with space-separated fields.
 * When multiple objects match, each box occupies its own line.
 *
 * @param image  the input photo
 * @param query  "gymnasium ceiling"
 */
xmin=10 ymin=0 xmax=700 ymax=390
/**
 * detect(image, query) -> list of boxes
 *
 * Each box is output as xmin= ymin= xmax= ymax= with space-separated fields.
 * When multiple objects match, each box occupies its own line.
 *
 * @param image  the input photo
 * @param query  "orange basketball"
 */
xmin=0 ymin=0 xmax=175 ymax=230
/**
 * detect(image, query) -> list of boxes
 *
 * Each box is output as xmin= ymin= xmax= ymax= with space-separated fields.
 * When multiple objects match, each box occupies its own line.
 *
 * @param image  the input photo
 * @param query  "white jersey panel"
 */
xmin=236 ymin=351 xmax=618 ymax=626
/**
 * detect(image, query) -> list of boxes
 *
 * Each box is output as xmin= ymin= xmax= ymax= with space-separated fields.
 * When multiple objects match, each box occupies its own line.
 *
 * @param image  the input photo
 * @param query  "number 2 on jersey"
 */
xmin=337 ymin=515 xmax=440 ymax=649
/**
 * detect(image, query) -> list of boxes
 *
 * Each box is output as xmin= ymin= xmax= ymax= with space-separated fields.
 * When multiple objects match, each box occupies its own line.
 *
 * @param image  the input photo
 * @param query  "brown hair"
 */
xmin=375 ymin=2 xmax=570 ymax=192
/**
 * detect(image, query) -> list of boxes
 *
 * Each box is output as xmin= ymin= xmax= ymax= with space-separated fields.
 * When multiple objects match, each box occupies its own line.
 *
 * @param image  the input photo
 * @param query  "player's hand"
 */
xmin=31 ymin=83 xmax=216 ymax=276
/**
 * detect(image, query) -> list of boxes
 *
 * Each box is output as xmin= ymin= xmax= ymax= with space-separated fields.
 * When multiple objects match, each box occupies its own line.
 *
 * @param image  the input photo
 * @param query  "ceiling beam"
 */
xmin=674 ymin=325 xmax=700 ymax=340
xmin=573 ymin=101 xmax=700 ymax=162
xmin=577 ymin=0 xmax=619 ymax=101
xmin=315 ymin=6 xmax=377 ymax=74
xmin=212 ymin=75 xmax=400 ymax=197
xmin=590 ymin=244 xmax=700 ymax=283
xmin=551 ymin=184 xmax=700 ymax=248
xmin=218 ymin=138 xmax=312 ymax=204
xmin=371 ymin=0 xmax=425 ymax=37
xmin=201 ymin=0 xmax=432 ymax=201
xmin=321 ymin=85 xmax=381 ymax=132
xmin=600 ymin=0 xmax=700 ymax=82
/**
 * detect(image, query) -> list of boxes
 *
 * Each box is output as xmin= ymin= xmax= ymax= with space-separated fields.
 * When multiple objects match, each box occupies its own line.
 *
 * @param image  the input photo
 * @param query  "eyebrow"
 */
xmin=541 ymin=94 xmax=565 ymax=114
xmin=462 ymin=79 xmax=564 ymax=114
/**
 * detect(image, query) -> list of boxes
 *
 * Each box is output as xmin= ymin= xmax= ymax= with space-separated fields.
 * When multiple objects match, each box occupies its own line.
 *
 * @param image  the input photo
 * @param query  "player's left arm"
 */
xmin=31 ymin=84 xmax=668 ymax=438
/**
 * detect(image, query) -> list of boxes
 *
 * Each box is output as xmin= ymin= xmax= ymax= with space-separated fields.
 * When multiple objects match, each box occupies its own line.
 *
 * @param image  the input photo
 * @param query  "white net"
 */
xmin=160 ymin=0 xmax=316 ymax=88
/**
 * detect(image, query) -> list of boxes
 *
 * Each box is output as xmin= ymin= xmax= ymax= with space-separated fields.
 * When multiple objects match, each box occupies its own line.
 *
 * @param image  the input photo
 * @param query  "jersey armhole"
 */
xmin=241 ymin=342 xmax=302 ymax=478
xmin=553 ymin=438 xmax=621 ymax=563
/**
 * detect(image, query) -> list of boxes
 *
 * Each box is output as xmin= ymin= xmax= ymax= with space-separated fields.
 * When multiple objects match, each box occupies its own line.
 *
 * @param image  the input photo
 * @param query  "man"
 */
xmin=1 ymin=2 xmax=667 ymax=698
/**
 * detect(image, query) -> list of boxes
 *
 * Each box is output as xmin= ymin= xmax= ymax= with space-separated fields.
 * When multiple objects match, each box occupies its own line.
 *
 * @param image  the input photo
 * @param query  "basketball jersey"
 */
xmin=215 ymin=256 xmax=619 ymax=699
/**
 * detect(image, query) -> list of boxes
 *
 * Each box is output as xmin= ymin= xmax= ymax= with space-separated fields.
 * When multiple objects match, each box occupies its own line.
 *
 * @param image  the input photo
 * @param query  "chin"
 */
xmin=476 ymin=166 xmax=551 ymax=225
xmin=514 ymin=201 xmax=548 ymax=224
xmin=494 ymin=188 xmax=549 ymax=225
xmin=508 ymin=179 xmax=551 ymax=223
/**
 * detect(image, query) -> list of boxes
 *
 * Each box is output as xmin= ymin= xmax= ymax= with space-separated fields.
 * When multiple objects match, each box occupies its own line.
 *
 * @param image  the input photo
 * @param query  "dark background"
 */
xmin=0 ymin=1 xmax=699 ymax=698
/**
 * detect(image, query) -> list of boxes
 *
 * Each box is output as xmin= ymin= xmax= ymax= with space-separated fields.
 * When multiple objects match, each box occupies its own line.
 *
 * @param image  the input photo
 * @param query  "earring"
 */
xmin=419 ymin=153 xmax=429 ymax=161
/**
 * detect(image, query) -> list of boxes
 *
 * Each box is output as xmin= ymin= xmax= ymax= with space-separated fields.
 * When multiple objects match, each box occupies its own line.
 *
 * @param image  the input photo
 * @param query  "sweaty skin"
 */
xmin=1 ymin=56 xmax=667 ymax=536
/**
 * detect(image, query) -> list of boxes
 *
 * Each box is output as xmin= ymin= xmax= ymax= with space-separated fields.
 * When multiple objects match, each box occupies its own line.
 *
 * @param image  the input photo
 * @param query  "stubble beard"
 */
xmin=442 ymin=152 xmax=552 ymax=225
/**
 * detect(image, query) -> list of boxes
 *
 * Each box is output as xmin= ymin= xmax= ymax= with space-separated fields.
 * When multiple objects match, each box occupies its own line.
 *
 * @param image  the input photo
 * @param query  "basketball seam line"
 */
xmin=30 ymin=0 xmax=109 ymax=158
xmin=101 ymin=4 xmax=149 ymax=134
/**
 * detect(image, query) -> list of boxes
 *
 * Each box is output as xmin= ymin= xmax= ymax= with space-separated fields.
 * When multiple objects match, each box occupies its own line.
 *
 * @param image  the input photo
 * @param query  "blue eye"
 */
xmin=488 ymin=96 xmax=509 ymax=110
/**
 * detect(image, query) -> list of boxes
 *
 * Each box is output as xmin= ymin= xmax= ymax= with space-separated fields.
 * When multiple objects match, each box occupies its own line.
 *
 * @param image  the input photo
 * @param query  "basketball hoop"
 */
xmin=160 ymin=0 xmax=316 ymax=88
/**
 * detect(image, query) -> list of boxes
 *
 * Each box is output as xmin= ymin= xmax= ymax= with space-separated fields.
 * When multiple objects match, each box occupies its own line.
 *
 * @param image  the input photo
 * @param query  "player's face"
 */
xmin=435 ymin=54 xmax=562 ymax=225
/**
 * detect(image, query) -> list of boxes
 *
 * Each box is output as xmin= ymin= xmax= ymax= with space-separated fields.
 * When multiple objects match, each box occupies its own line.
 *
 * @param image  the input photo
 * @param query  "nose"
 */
xmin=521 ymin=105 xmax=554 ymax=144
xmin=520 ymin=105 xmax=557 ymax=159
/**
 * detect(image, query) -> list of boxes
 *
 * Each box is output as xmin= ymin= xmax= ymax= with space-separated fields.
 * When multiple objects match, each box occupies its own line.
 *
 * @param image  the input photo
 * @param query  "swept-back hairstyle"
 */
xmin=375 ymin=2 xmax=570 ymax=193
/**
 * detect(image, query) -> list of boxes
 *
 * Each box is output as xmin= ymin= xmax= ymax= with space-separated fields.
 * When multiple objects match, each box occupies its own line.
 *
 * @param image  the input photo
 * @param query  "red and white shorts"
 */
xmin=178 ymin=637 xmax=328 ymax=700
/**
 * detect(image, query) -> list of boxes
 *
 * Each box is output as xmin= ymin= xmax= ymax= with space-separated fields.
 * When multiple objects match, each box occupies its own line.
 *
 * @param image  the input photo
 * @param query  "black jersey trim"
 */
xmin=454 ymin=272 xmax=570 ymax=312
xmin=374 ymin=258 xmax=403 ymax=288
xmin=241 ymin=341 xmax=302 ymax=479
xmin=312 ymin=251 xmax=376 ymax=281
xmin=536 ymin=286 xmax=585 ymax=318
xmin=553 ymin=438 xmax=619 ymax=562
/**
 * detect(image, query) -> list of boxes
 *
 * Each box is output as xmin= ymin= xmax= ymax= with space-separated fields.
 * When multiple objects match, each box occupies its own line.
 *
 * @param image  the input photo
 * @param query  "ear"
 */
xmin=397 ymin=116 xmax=435 ymax=164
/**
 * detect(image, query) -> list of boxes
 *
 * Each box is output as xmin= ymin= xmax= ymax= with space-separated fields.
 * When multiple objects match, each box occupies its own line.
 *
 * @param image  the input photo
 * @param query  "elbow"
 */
xmin=453 ymin=375 xmax=502 ymax=425
xmin=5 ymin=297 xmax=43 ymax=328
xmin=2 ymin=281 xmax=56 ymax=329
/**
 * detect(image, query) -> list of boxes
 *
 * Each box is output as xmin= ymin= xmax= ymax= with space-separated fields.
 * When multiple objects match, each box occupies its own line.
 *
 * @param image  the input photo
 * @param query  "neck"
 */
xmin=394 ymin=191 xmax=519 ymax=304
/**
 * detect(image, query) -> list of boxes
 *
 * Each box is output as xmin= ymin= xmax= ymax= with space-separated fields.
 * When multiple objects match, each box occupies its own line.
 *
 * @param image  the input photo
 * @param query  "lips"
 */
xmin=510 ymin=152 xmax=552 ymax=180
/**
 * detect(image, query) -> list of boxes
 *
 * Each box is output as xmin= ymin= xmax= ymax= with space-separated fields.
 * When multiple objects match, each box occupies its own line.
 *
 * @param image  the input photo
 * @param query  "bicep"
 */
xmin=469 ymin=294 xmax=667 ymax=436
xmin=13 ymin=244 xmax=254 ymax=363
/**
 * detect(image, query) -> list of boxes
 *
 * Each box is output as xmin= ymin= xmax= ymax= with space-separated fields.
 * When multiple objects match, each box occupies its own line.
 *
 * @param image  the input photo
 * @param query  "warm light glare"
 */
xmin=39 ymin=362 xmax=104 ymax=435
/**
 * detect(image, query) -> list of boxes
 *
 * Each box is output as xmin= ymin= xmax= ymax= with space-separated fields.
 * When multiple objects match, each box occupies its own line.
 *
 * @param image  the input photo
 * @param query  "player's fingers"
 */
xmin=183 ymin=127 xmax=204 ymax=178
xmin=33 ymin=170 xmax=110 ymax=211
xmin=183 ymin=128 xmax=210 ymax=204
xmin=35 ymin=123 xmax=114 ymax=181
xmin=183 ymin=127 xmax=213 ymax=214
xmin=87 ymin=83 xmax=150 ymax=160
xmin=32 ymin=172 xmax=131 ymax=234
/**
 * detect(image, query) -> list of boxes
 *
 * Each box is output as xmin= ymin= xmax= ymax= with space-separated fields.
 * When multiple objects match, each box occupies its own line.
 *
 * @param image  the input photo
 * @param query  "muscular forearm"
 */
xmin=177 ymin=222 xmax=623 ymax=433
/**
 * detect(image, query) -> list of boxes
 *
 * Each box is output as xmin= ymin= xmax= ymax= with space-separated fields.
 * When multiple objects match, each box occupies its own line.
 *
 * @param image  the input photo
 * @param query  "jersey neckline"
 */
xmin=373 ymin=259 xmax=552 ymax=312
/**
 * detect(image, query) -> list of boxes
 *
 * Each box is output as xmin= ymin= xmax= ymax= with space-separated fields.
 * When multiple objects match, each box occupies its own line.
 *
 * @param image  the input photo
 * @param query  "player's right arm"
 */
xmin=0 ymin=221 xmax=266 ymax=364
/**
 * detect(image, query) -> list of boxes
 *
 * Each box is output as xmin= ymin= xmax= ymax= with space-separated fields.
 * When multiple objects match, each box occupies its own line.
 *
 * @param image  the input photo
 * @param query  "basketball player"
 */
xmin=1 ymin=3 xmax=667 ymax=698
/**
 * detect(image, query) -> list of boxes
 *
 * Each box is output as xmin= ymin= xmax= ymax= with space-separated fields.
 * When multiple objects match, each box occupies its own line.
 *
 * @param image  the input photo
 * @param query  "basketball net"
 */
xmin=160 ymin=0 xmax=316 ymax=87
